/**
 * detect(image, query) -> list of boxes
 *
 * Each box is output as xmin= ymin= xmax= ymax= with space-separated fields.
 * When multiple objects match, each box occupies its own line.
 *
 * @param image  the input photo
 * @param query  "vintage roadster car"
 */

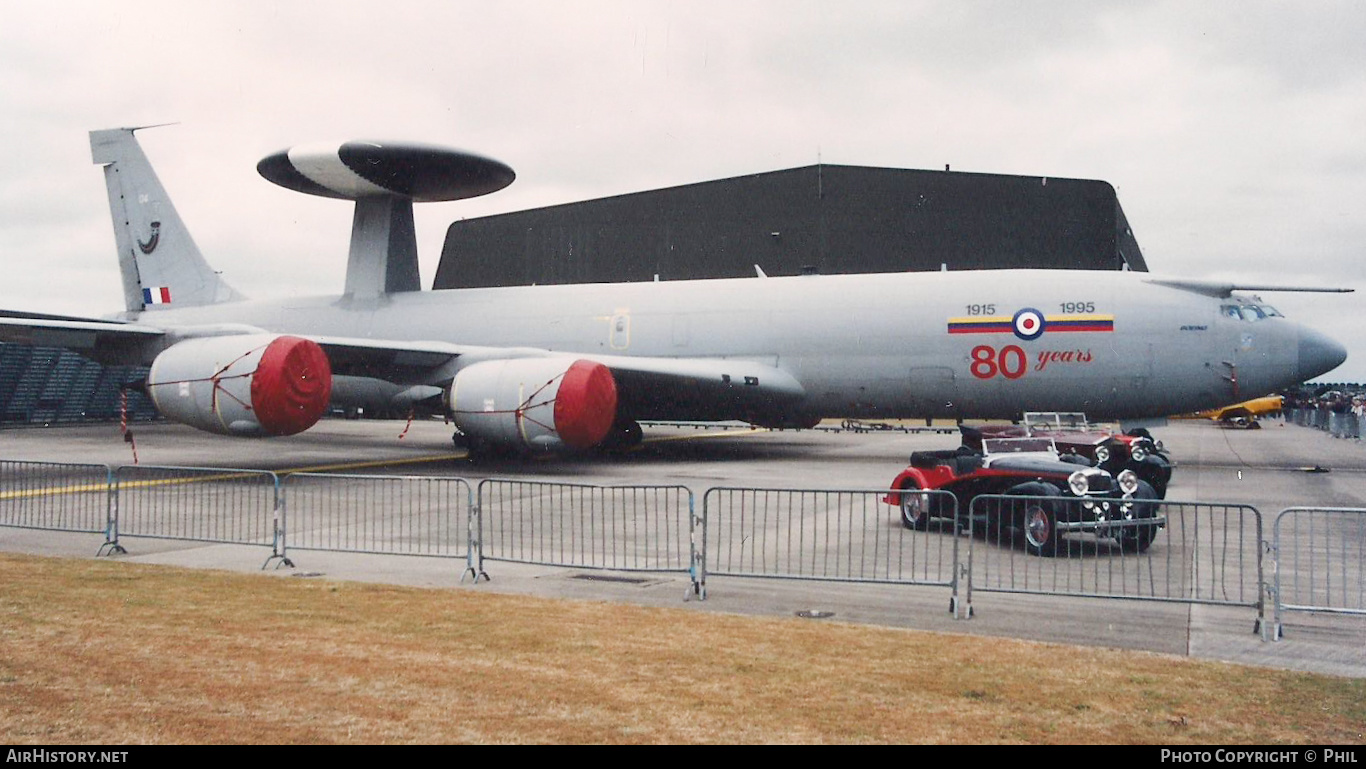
xmin=885 ymin=436 xmax=1164 ymax=556
xmin=961 ymin=413 xmax=1173 ymax=498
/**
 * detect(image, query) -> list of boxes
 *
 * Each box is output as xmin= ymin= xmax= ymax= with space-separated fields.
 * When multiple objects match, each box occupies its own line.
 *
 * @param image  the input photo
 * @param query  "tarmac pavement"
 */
xmin=1 ymin=415 xmax=1363 ymax=677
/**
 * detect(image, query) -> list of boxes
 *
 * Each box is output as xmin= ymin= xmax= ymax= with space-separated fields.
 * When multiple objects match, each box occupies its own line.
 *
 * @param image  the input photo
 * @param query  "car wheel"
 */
xmin=1132 ymin=456 xmax=1172 ymax=499
xmin=1021 ymin=501 xmax=1059 ymax=557
xmin=899 ymin=482 xmax=932 ymax=530
xmin=1119 ymin=480 xmax=1160 ymax=553
xmin=1005 ymin=482 xmax=1060 ymax=557
xmin=1147 ymin=472 xmax=1169 ymax=500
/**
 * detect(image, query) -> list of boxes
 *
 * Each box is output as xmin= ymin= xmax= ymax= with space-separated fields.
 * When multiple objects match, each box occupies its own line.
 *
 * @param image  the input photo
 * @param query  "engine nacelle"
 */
xmin=449 ymin=358 xmax=618 ymax=451
xmin=147 ymin=334 xmax=333 ymax=436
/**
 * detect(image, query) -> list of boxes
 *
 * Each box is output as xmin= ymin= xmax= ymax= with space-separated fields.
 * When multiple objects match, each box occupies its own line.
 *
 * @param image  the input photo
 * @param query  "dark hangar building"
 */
xmin=434 ymin=164 xmax=1147 ymax=288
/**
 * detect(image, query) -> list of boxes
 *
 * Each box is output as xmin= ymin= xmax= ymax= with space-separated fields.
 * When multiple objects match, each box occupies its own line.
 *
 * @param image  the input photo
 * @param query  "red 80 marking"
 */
xmin=970 ymin=345 xmax=1027 ymax=380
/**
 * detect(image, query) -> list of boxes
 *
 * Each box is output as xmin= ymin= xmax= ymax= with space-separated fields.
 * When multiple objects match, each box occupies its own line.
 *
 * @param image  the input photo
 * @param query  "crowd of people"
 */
xmin=1282 ymin=385 xmax=1366 ymax=438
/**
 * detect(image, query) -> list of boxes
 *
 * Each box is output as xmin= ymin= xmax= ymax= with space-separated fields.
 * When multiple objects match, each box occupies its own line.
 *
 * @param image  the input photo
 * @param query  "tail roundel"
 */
xmin=90 ymin=127 xmax=244 ymax=313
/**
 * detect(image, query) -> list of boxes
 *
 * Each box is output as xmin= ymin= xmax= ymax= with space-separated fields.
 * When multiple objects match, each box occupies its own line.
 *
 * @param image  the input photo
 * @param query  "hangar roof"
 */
xmin=434 ymin=164 xmax=1145 ymax=289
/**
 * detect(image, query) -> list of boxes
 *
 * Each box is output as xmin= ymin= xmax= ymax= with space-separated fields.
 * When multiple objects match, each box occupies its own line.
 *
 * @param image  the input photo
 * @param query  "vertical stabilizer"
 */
xmin=90 ymin=128 xmax=244 ymax=312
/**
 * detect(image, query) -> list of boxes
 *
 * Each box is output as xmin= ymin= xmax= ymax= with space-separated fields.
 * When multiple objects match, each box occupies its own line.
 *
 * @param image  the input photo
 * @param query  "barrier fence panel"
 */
xmin=112 ymin=466 xmax=282 ymax=562
xmin=966 ymin=496 xmax=1264 ymax=623
xmin=476 ymin=479 xmax=694 ymax=576
xmin=0 ymin=460 xmax=111 ymax=535
xmin=282 ymin=473 xmax=472 ymax=560
xmin=1280 ymin=409 xmax=1363 ymax=435
xmin=1273 ymin=507 xmax=1366 ymax=639
xmin=702 ymin=488 xmax=961 ymax=608
xmin=1326 ymin=412 xmax=1362 ymax=439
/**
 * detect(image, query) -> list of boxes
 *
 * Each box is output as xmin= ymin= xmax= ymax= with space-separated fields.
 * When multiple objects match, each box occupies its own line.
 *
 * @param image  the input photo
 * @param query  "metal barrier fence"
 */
xmin=0 ymin=459 xmax=111 ymax=536
xmin=702 ymin=487 xmax=963 ymax=612
xmin=1288 ymin=408 xmax=1364 ymax=438
xmin=11 ymin=459 xmax=1366 ymax=645
xmin=282 ymin=473 xmax=472 ymax=563
xmin=1273 ymin=507 xmax=1366 ymax=639
xmin=111 ymin=465 xmax=285 ymax=566
xmin=965 ymin=495 xmax=1265 ymax=629
xmin=474 ymin=479 xmax=696 ymax=587
xmin=1329 ymin=412 xmax=1362 ymax=439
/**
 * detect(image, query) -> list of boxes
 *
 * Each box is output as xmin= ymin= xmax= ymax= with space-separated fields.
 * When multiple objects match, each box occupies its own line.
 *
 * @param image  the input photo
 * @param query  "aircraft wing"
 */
xmin=0 ymin=312 xmax=810 ymax=427
xmin=0 ymin=315 xmax=462 ymax=378
xmin=0 ymin=315 xmax=164 ymax=353
xmin=581 ymin=354 xmax=809 ymax=426
xmin=313 ymin=335 xmax=809 ymax=425
xmin=309 ymin=336 xmax=465 ymax=381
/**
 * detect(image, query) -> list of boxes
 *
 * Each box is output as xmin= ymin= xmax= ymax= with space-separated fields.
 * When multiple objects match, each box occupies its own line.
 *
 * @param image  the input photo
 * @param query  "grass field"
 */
xmin=0 ymin=552 xmax=1361 ymax=744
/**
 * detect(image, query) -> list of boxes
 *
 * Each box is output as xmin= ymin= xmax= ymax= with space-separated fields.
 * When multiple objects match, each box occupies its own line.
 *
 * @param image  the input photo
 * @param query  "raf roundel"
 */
xmin=1012 ymin=307 xmax=1046 ymax=341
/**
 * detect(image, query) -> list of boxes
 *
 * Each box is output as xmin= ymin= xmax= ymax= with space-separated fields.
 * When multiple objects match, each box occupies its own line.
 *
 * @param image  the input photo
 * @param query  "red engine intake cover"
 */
xmin=553 ymin=360 xmax=618 ymax=449
xmin=249 ymin=336 xmax=333 ymax=436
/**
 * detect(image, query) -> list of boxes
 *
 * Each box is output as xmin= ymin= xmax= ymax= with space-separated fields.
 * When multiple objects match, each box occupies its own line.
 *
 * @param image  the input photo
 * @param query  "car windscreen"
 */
xmin=983 ymin=437 xmax=1056 ymax=455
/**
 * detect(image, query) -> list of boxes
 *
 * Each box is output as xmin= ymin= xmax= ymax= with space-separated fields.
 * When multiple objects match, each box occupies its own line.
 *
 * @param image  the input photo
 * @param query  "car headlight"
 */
xmin=1131 ymin=445 xmax=1148 ymax=461
xmin=1117 ymin=469 xmax=1140 ymax=496
xmin=1095 ymin=445 xmax=1111 ymax=463
xmin=1068 ymin=470 xmax=1090 ymax=496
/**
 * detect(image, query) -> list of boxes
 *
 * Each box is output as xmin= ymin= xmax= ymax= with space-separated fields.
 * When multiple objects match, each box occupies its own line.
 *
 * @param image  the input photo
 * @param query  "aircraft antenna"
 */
xmin=816 ymin=148 xmax=823 ymax=199
xmin=126 ymin=122 xmax=181 ymax=134
xmin=257 ymin=141 xmax=514 ymax=300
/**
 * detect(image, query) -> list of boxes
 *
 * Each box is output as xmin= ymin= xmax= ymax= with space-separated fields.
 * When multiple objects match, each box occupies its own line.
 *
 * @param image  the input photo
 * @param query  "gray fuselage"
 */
xmin=124 ymin=268 xmax=1341 ymax=422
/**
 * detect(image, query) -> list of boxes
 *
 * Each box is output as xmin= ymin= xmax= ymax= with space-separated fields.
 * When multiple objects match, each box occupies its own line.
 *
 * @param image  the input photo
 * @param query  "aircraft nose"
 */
xmin=1298 ymin=326 xmax=1348 ymax=381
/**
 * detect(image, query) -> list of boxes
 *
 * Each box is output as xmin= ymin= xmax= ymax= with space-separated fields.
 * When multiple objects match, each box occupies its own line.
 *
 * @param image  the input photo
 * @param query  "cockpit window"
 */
xmin=1221 ymin=303 xmax=1283 ymax=321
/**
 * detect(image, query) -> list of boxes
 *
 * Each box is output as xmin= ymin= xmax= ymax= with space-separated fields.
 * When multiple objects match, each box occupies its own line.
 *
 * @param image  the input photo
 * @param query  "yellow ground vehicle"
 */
xmin=1183 ymin=395 xmax=1284 ymax=427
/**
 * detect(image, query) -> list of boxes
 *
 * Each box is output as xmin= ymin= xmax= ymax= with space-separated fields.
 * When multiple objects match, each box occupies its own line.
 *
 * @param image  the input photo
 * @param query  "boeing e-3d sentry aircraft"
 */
xmin=0 ymin=128 xmax=1350 ymax=453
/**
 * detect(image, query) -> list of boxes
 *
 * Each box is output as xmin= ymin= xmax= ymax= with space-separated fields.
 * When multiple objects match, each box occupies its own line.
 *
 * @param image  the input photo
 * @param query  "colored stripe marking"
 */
xmin=947 ymin=317 xmax=1014 ymax=334
xmin=1047 ymin=314 xmax=1114 ymax=332
xmin=947 ymin=314 xmax=1113 ymax=334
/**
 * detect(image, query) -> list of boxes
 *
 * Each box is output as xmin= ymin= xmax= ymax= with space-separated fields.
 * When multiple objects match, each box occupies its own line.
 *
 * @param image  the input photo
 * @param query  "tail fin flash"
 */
xmin=90 ymin=127 xmax=244 ymax=312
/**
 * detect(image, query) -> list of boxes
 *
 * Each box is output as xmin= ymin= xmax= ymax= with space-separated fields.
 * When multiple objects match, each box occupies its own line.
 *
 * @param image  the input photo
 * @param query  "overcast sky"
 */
xmin=2 ymin=0 xmax=1363 ymax=381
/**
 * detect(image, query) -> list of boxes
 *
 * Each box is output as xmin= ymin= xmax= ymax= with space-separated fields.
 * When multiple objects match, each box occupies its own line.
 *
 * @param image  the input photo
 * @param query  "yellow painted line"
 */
xmin=276 ymin=453 xmax=467 ymax=476
xmin=0 ymin=453 xmax=468 ymax=501
xmin=0 ymin=482 xmax=109 ymax=500
xmin=1 ymin=471 xmax=267 ymax=500
xmin=3 ymin=428 xmax=763 ymax=500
